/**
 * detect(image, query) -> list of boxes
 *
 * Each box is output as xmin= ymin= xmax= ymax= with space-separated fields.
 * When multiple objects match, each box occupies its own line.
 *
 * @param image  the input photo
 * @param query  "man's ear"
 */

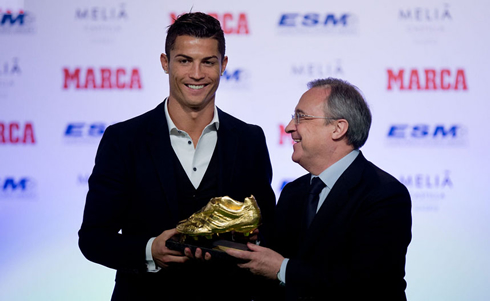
xmin=332 ymin=119 xmax=349 ymax=140
xmin=160 ymin=53 xmax=169 ymax=73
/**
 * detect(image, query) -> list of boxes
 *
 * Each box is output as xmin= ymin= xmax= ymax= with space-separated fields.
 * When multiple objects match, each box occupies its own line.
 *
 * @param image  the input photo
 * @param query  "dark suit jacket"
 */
xmin=78 ymin=101 xmax=276 ymax=300
xmin=272 ymin=152 xmax=412 ymax=301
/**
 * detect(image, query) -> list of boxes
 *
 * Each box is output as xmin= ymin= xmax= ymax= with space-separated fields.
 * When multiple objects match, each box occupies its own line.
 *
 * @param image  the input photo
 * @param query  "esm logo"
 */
xmin=277 ymin=13 xmax=359 ymax=34
xmin=387 ymin=124 xmax=467 ymax=147
xmin=64 ymin=122 xmax=107 ymax=138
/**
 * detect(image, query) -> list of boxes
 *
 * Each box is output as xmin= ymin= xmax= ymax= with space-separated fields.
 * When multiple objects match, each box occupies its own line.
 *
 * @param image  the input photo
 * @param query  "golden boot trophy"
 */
xmin=176 ymin=195 xmax=261 ymax=239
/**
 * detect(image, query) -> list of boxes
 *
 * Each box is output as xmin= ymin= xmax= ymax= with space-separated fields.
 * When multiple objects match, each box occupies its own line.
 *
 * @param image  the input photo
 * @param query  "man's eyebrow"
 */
xmin=174 ymin=54 xmax=219 ymax=61
xmin=295 ymin=109 xmax=306 ymax=114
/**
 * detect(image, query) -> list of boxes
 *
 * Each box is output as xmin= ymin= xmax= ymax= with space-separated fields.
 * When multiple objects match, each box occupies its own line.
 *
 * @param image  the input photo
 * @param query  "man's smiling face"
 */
xmin=161 ymin=35 xmax=228 ymax=112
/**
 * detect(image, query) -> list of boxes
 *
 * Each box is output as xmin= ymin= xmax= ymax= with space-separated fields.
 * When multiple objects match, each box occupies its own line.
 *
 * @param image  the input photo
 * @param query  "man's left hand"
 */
xmin=225 ymin=242 xmax=284 ymax=280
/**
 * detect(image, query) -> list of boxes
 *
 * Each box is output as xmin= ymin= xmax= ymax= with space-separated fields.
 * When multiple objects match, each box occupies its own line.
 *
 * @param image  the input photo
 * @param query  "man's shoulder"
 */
xmin=218 ymin=108 xmax=261 ymax=133
xmin=107 ymin=102 xmax=164 ymax=134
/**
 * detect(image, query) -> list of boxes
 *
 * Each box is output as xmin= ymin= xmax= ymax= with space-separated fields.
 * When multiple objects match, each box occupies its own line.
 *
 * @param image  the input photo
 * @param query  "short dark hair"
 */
xmin=308 ymin=78 xmax=372 ymax=149
xmin=165 ymin=12 xmax=226 ymax=61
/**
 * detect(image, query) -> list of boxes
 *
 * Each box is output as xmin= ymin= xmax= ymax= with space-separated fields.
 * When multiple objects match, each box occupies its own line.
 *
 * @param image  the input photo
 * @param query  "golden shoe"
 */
xmin=176 ymin=195 xmax=261 ymax=237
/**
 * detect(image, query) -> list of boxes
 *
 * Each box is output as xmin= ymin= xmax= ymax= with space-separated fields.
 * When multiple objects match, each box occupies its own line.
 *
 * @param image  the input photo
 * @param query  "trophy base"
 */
xmin=165 ymin=238 xmax=249 ymax=263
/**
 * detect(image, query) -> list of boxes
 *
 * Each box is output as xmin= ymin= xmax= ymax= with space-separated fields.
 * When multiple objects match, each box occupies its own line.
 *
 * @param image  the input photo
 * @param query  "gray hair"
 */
xmin=307 ymin=78 xmax=372 ymax=149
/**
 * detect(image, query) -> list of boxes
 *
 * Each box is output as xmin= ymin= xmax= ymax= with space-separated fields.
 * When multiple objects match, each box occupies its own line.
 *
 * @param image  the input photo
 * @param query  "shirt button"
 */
xmin=188 ymin=141 xmax=192 ymax=145
xmin=193 ymin=167 xmax=197 ymax=171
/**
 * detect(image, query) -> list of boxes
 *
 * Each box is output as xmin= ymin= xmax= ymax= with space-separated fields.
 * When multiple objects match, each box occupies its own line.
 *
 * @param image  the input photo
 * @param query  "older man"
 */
xmin=227 ymin=78 xmax=412 ymax=301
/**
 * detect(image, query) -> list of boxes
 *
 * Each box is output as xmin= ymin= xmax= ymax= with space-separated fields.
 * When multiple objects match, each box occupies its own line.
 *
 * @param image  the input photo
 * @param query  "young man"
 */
xmin=78 ymin=12 xmax=275 ymax=300
xmin=227 ymin=78 xmax=412 ymax=301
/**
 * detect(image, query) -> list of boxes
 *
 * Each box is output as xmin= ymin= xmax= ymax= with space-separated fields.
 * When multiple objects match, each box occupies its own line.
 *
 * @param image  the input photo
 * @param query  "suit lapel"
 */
xmin=145 ymin=102 xmax=180 ymax=226
xmin=215 ymin=109 xmax=238 ymax=196
xmin=300 ymin=152 xmax=367 ymax=252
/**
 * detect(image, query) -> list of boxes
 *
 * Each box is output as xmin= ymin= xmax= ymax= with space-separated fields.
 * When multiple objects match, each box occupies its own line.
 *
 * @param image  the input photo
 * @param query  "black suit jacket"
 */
xmin=272 ymin=152 xmax=411 ymax=301
xmin=78 ymin=102 xmax=276 ymax=300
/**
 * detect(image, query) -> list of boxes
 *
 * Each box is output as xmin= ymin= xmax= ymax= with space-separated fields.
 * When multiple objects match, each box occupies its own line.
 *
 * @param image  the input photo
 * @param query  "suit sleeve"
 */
xmin=249 ymin=125 xmax=276 ymax=246
xmin=78 ymin=125 xmax=149 ymax=273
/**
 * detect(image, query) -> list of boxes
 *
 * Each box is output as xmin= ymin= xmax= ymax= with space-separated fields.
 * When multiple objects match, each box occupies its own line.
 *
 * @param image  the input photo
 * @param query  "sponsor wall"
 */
xmin=1 ymin=0 xmax=489 ymax=300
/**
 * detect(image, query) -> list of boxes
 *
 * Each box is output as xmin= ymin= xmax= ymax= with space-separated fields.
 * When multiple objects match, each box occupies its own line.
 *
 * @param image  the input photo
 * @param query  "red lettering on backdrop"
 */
xmin=116 ymin=68 xmax=126 ymax=88
xmin=9 ymin=122 xmax=19 ymax=143
xmin=425 ymin=69 xmax=437 ymax=90
xmin=63 ymin=68 xmax=81 ymax=89
xmin=62 ymin=68 xmax=142 ymax=90
xmin=387 ymin=68 xmax=468 ymax=91
xmin=129 ymin=69 xmax=142 ymax=89
xmin=454 ymin=69 xmax=467 ymax=90
xmin=100 ymin=68 xmax=112 ymax=89
xmin=279 ymin=124 xmax=293 ymax=145
xmin=387 ymin=69 xmax=405 ymax=90
xmin=170 ymin=12 xmax=249 ymax=34
xmin=0 ymin=122 xmax=35 ymax=144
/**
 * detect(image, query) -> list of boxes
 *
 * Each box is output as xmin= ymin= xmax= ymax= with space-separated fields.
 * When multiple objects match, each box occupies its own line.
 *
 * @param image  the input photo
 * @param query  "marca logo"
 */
xmin=64 ymin=122 xmax=107 ymax=143
xmin=386 ymin=124 xmax=467 ymax=147
xmin=387 ymin=68 xmax=467 ymax=91
xmin=63 ymin=67 xmax=142 ymax=90
xmin=277 ymin=13 xmax=359 ymax=34
xmin=170 ymin=12 xmax=249 ymax=35
xmin=399 ymin=3 xmax=452 ymax=22
xmin=0 ymin=177 xmax=37 ymax=198
xmin=76 ymin=3 xmax=128 ymax=21
xmin=0 ymin=122 xmax=36 ymax=144
xmin=292 ymin=60 xmax=344 ymax=77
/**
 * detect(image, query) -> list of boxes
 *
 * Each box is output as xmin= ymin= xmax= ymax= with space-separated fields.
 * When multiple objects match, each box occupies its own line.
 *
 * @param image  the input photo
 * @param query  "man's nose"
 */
xmin=285 ymin=118 xmax=296 ymax=133
xmin=190 ymin=63 xmax=204 ymax=79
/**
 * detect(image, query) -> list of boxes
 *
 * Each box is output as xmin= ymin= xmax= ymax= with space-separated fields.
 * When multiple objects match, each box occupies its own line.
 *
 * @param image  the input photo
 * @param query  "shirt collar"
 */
xmin=164 ymin=98 xmax=220 ymax=134
xmin=311 ymin=149 xmax=360 ymax=189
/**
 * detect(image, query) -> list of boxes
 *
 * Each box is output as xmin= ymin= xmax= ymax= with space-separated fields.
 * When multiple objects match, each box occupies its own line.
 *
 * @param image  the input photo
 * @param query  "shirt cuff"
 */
xmin=146 ymin=237 xmax=161 ymax=273
xmin=278 ymin=258 xmax=289 ymax=284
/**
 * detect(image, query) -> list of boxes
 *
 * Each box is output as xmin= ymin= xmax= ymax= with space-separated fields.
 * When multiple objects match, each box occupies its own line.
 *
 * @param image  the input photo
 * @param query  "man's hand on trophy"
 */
xmin=152 ymin=228 xmax=189 ymax=268
xmin=184 ymin=247 xmax=212 ymax=261
xmin=225 ymin=242 xmax=284 ymax=280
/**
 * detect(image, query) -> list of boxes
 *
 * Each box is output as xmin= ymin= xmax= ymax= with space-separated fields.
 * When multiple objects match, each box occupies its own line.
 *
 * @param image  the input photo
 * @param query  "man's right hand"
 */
xmin=151 ymin=228 xmax=189 ymax=268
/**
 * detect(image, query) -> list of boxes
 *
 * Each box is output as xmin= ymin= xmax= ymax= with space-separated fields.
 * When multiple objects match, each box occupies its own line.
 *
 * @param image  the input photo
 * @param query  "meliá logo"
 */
xmin=0 ymin=57 xmax=21 ymax=89
xmin=170 ymin=12 xmax=249 ymax=35
xmin=63 ymin=67 xmax=142 ymax=90
xmin=399 ymin=3 xmax=452 ymax=22
xmin=0 ymin=176 xmax=37 ymax=199
xmin=64 ymin=122 xmax=108 ymax=143
xmin=386 ymin=124 xmax=467 ymax=147
xmin=0 ymin=121 xmax=36 ymax=144
xmin=291 ymin=60 xmax=344 ymax=77
xmin=277 ymin=13 xmax=359 ymax=34
xmin=75 ymin=3 xmax=128 ymax=21
xmin=398 ymin=170 xmax=452 ymax=211
xmin=0 ymin=9 xmax=35 ymax=34
xmin=387 ymin=68 xmax=467 ymax=91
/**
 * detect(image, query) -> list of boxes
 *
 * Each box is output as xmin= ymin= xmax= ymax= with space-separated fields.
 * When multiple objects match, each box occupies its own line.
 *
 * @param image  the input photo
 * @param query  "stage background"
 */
xmin=1 ymin=0 xmax=489 ymax=300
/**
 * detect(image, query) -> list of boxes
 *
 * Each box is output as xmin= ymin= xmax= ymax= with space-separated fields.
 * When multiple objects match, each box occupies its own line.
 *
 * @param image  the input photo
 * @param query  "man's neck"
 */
xmin=307 ymin=145 xmax=355 ymax=176
xmin=167 ymin=97 xmax=215 ymax=145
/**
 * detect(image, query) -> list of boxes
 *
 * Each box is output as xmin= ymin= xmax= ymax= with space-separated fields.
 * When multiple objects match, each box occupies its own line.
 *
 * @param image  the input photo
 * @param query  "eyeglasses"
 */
xmin=291 ymin=112 xmax=339 ymax=125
